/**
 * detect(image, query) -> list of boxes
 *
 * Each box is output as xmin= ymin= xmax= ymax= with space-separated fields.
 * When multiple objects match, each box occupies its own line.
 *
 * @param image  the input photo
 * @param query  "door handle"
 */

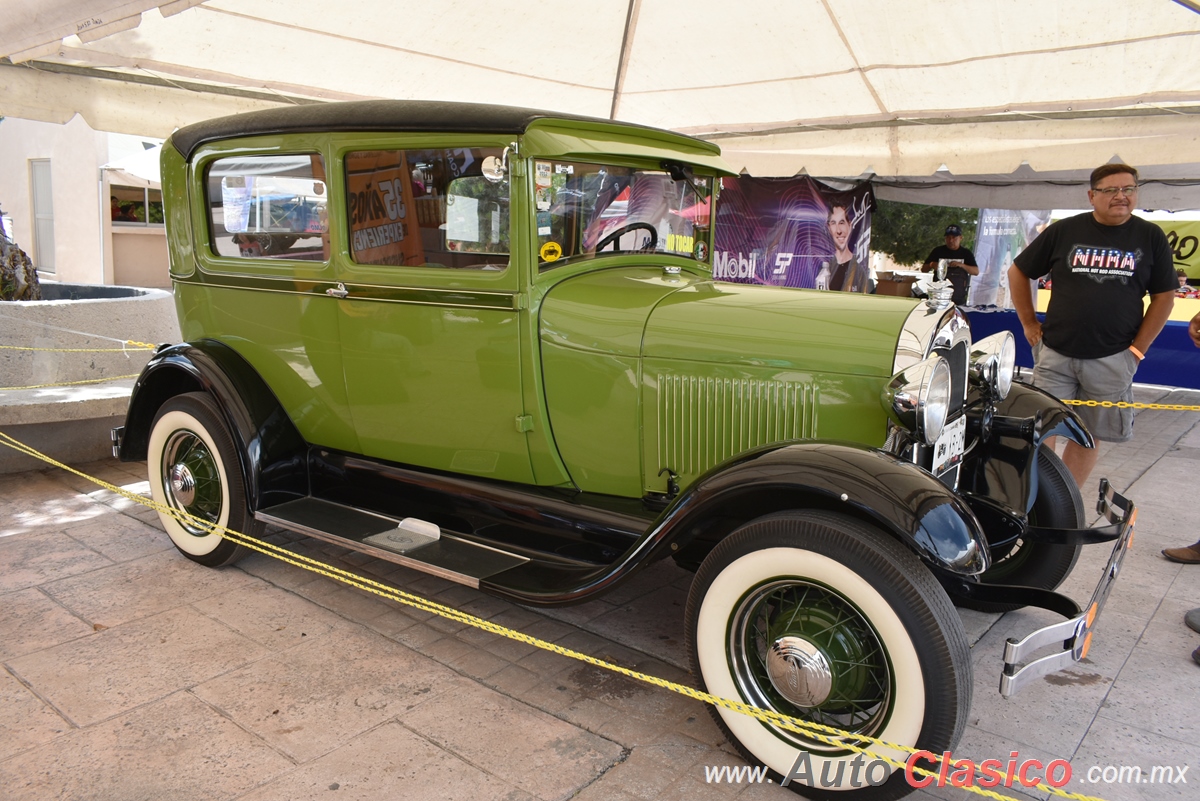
xmin=325 ymin=282 xmax=349 ymax=299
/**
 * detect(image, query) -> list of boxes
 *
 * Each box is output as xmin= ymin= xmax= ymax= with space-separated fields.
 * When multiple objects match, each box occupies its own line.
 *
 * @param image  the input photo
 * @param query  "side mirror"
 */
xmin=482 ymin=144 xmax=513 ymax=184
xmin=481 ymin=156 xmax=506 ymax=183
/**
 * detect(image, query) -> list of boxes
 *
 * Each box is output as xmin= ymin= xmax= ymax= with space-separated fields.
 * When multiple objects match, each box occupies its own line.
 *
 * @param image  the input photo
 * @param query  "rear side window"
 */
xmin=345 ymin=147 xmax=509 ymax=270
xmin=205 ymin=154 xmax=328 ymax=260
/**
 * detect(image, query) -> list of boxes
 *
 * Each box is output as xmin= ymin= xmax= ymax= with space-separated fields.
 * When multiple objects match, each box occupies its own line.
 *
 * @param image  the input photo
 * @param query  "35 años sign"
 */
xmin=1154 ymin=220 xmax=1200 ymax=280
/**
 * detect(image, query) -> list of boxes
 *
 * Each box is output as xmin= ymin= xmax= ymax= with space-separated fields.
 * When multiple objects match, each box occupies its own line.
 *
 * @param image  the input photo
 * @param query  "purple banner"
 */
xmin=714 ymin=177 xmax=875 ymax=291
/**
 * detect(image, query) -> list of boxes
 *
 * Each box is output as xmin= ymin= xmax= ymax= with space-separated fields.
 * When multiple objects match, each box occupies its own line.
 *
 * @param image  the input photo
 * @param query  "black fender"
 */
xmin=481 ymin=440 xmax=989 ymax=606
xmin=961 ymin=379 xmax=1092 ymax=516
xmin=117 ymin=339 xmax=308 ymax=510
xmin=662 ymin=440 xmax=989 ymax=577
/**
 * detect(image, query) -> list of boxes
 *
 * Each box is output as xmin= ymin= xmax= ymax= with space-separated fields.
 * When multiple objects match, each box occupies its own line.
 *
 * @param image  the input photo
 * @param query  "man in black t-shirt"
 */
xmin=1008 ymin=163 xmax=1176 ymax=491
xmin=922 ymin=225 xmax=978 ymax=305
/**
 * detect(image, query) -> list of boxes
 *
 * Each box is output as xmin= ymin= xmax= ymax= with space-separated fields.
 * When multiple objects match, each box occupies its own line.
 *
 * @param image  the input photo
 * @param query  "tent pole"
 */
xmin=610 ymin=0 xmax=642 ymax=120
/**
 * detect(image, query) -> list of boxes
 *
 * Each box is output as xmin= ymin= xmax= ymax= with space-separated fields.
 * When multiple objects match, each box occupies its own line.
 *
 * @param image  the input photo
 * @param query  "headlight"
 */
xmin=970 ymin=331 xmax=1016 ymax=399
xmin=882 ymin=355 xmax=952 ymax=445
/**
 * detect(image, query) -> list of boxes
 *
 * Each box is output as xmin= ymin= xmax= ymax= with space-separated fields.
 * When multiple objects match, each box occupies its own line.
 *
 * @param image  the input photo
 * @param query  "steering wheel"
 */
xmin=596 ymin=222 xmax=658 ymax=253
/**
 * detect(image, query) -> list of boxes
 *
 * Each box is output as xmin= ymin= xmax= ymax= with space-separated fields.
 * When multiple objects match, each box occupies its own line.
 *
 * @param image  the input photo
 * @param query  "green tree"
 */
xmin=871 ymin=199 xmax=977 ymax=266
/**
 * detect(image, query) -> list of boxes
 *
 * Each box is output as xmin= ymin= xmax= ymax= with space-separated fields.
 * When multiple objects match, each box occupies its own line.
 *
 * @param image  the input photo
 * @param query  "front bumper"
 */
xmin=998 ymin=478 xmax=1136 ymax=696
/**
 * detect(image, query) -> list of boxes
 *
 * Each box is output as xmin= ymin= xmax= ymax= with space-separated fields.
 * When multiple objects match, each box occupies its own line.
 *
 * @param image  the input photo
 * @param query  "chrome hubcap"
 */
xmin=160 ymin=429 xmax=223 ymax=537
xmin=169 ymin=462 xmax=196 ymax=506
xmin=766 ymin=636 xmax=833 ymax=708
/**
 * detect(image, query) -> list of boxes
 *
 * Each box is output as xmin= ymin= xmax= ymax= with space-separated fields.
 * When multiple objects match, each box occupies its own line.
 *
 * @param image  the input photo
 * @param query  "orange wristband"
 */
xmin=1128 ymin=345 xmax=1144 ymax=361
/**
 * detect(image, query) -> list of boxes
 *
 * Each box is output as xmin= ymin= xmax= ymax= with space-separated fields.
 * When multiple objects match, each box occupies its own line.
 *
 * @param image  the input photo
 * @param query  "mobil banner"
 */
xmin=714 ymin=177 xmax=875 ymax=292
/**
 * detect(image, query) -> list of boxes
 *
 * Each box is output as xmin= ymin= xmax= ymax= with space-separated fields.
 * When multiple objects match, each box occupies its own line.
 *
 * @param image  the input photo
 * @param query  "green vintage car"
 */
xmin=113 ymin=100 xmax=1134 ymax=799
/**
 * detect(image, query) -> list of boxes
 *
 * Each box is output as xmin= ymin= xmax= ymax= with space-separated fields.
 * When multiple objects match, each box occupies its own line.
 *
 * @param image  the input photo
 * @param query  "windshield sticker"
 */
xmin=536 ymin=188 xmax=551 ymax=211
xmin=555 ymin=164 xmax=574 ymax=174
xmin=445 ymin=194 xmax=480 ymax=242
xmin=694 ymin=240 xmax=709 ymax=262
xmin=537 ymin=211 xmax=552 ymax=237
xmin=535 ymin=161 xmax=552 ymax=187
xmin=540 ymin=241 xmax=563 ymax=262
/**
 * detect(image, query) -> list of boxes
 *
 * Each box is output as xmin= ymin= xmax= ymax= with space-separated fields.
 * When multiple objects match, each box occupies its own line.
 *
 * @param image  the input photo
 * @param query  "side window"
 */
xmin=346 ymin=148 xmax=508 ymax=270
xmin=205 ymin=154 xmax=328 ymax=260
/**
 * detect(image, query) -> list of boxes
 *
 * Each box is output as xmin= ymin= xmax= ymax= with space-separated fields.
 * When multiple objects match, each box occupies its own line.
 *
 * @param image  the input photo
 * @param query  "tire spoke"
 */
xmin=732 ymin=578 xmax=892 ymax=752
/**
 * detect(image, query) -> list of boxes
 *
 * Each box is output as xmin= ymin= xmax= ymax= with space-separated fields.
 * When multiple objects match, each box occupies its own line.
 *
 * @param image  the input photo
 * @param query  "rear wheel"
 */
xmin=147 ymin=392 xmax=256 ymax=567
xmin=961 ymin=445 xmax=1084 ymax=613
xmin=687 ymin=511 xmax=970 ymax=800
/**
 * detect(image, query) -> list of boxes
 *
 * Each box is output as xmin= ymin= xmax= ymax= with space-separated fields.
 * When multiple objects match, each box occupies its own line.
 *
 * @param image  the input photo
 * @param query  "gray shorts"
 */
xmin=1031 ymin=342 xmax=1138 ymax=443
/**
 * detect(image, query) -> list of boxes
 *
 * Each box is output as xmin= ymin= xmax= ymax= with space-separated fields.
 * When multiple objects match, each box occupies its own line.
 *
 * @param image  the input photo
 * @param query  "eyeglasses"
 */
xmin=1093 ymin=185 xmax=1138 ymax=197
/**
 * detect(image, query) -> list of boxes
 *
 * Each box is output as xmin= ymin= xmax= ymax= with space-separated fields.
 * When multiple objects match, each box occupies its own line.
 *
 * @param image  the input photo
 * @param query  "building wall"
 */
xmin=0 ymin=116 xmax=111 ymax=283
xmin=0 ymin=115 xmax=170 ymax=287
xmin=112 ymin=228 xmax=171 ymax=288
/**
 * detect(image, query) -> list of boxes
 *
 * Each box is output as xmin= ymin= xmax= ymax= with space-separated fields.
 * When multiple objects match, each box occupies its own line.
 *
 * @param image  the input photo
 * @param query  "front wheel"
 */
xmin=147 ymin=392 xmax=256 ymax=567
xmin=687 ymin=511 xmax=970 ymax=800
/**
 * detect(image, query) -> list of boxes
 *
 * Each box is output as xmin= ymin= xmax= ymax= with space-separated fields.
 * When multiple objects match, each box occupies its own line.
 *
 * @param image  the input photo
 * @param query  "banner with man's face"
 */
xmin=713 ymin=176 xmax=875 ymax=292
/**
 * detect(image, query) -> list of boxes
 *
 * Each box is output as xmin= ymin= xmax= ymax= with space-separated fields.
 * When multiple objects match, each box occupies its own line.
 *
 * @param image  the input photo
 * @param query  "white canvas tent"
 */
xmin=5 ymin=0 xmax=1200 ymax=208
xmin=100 ymin=143 xmax=162 ymax=189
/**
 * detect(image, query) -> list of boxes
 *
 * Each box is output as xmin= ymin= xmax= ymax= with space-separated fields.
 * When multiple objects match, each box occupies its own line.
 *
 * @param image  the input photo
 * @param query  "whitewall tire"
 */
xmin=686 ymin=511 xmax=971 ymax=800
xmin=147 ymin=392 xmax=253 ymax=567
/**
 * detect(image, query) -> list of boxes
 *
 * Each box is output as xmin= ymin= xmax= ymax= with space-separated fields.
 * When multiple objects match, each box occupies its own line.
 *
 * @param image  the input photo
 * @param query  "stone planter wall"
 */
xmin=0 ymin=282 xmax=181 ymax=473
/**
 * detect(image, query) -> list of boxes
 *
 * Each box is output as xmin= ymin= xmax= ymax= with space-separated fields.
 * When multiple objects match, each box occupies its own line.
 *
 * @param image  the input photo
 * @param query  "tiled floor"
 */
xmin=1 ymin=386 xmax=1197 ymax=800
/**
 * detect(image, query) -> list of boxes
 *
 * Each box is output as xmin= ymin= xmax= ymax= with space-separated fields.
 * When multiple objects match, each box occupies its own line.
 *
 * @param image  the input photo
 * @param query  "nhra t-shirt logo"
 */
xmin=1068 ymin=245 xmax=1140 ymax=281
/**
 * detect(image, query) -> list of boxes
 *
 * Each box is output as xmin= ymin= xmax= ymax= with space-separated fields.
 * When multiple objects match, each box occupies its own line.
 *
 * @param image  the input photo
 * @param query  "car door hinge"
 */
xmin=515 ymin=415 xmax=534 ymax=433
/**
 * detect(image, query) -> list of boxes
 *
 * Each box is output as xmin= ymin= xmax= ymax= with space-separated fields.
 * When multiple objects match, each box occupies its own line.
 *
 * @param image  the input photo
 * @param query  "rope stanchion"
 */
xmin=0 ymin=429 xmax=1115 ymax=801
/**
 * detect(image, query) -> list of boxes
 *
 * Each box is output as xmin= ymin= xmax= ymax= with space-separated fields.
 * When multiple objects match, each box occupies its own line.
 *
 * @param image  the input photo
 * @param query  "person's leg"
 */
xmin=1031 ymin=344 xmax=1101 ymax=488
xmin=1061 ymin=438 xmax=1102 ymax=488
xmin=1069 ymin=350 xmax=1138 ymax=496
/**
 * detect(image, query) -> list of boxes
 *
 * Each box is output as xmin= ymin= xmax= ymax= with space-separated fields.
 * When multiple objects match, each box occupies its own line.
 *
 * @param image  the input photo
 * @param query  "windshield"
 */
xmin=534 ymin=160 xmax=712 ymax=267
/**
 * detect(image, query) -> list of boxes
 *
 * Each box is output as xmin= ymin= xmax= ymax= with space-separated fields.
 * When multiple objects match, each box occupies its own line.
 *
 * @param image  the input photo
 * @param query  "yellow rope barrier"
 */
xmin=0 ymin=374 xmax=141 ymax=391
xmin=0 ymin=429 xmax=1115 ymax=801
xmin=1062 ymin=399 xmax=1200 ymax=411
xmin=0 ymin=343 xmax=155 ymax=352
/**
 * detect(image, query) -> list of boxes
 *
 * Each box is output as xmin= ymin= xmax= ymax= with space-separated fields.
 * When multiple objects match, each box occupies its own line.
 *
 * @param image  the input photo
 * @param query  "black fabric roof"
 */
xmin=169 ymin=99 xmax=674 ymax=158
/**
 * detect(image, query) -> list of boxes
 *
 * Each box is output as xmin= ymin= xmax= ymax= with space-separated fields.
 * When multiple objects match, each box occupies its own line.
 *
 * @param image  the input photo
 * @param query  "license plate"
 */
xmin=933 ymin=415 xmax=966 ymax=475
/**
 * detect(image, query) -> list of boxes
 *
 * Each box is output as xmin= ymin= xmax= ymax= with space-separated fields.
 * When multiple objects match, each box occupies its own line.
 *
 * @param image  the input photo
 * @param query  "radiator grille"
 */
xmin=942 ymin=340 xmax=969 ymax=417
xmin=656 ymin=374 xmax=819 ymax=476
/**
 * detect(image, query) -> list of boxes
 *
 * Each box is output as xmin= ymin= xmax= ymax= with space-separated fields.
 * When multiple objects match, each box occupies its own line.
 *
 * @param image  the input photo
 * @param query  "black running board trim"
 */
xmin=256 ymin=497 xmax=528 ymax=588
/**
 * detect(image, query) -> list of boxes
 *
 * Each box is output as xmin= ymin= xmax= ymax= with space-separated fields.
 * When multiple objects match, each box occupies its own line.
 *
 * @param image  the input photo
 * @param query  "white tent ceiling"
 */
xmin=5 ymin=0 xmax=1200 ymax=207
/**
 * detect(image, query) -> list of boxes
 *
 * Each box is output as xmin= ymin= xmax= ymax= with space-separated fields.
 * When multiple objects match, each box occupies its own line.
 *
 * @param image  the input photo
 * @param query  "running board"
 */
xmin=255 ymin=497 xmax=528 ymax=588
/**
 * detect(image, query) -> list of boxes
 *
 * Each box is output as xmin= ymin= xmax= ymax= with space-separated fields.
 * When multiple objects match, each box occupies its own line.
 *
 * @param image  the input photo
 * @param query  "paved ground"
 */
xmin=1 ymin=385 xmax=1198 ymax=801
